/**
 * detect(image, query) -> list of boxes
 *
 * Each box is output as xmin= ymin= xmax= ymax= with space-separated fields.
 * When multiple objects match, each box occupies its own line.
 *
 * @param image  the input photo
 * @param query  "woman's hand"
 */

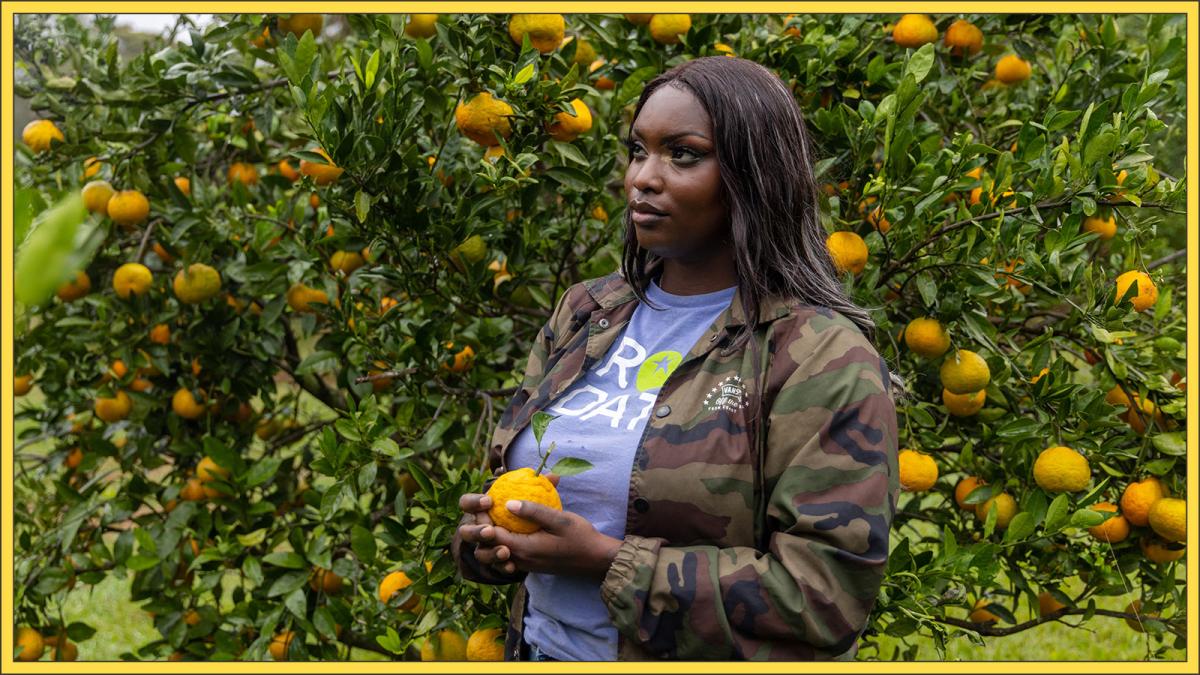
xmin=486 ymin=497 xmax=623 ymax=581
xmin=456 ymin=492 xmax=515 ymax=577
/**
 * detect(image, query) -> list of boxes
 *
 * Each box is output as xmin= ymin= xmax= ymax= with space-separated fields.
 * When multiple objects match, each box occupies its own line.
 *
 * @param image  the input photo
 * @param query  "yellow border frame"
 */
xmin=3 ymin=3 xmax=1196 ymax=673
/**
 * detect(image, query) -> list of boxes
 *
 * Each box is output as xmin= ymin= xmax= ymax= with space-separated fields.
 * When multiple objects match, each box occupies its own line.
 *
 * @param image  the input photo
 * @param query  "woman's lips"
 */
xmin=631 ymin=210 xmax=667 ymax=226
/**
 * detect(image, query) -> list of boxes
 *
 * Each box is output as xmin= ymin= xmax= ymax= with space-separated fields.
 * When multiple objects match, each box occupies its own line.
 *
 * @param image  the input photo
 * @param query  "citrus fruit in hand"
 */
xmin=486 ymin=467 xmax=562 ymax=534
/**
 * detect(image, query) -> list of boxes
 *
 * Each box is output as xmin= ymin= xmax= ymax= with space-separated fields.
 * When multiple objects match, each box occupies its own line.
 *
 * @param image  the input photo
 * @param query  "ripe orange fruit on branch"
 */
xmin=995 ymin=54 xmax=1032 ymax=84
xmin=904 ymin=317 xmax=950 ymax=358
xmin=113 ymin=263 xmax=153 ymax=299
xmin=892 ymin=14 xmax=937 ymax=48
xmin=1033 ymin=446 xmax=1090 ymax=493
xmin=299 ymin=148 xmax=344 ymax=185
xmin=940 ymin=349 xmax=990 ymax=394
xmin=943 ymin=19 xmax=982 ymax=56
xmin=22 ymin=119 xmax=64 ymax=152
xmin=82 ymin=180 xmax=115 ymax=215
xmin=507 ymin=14 xmax=564 ymax=53
xmin=378 ymin=570 xmax=419 ymax=610
xmin=898 ymin=450 xmax=937 ymax=491
xmin=1087 ymin=502 xmax=1130 ymax=543
xmin=107 ymin=190 xmax=150 ymax=228
xmin=1120 ymin=477 xmax=1166 ymax=527
xmin=57 ymin=270 xmax=92 ymax=301
xmin=94 ymin=390 xmax=132 ymax=423
xmin=826 ymin=231 xmax=868 ymax=275
xmin=456 ymin=93 xmax=514 ymax=147
xmin=405 ymin=14 xmax=439 ymax=38
xmin=649 ymin=14 xmax=691 ymax=45
xmin=1114 ymin=270 xmax=1157 ymax=312
xmin=547 ymin=98 xmax=593 ymax=142
xmin=173 ymin=263 xmax=222 ymax=304
xmin=227 ymin=162 xmax=259 ymax=187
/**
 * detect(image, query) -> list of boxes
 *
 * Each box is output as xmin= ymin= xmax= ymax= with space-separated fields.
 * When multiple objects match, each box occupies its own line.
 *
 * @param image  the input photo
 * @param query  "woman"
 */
xmin=453 ymin=56 xmax=898 ymax=661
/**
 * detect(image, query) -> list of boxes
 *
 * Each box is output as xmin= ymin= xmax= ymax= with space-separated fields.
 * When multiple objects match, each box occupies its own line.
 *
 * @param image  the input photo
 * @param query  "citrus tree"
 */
xmin=11 ymin=12 xmax=1188 ymax=662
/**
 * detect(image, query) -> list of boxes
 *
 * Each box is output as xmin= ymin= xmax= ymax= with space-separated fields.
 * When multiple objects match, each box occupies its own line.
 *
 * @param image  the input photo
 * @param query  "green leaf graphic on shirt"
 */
xmin=636 ymin=351 xmax=683 ymax=391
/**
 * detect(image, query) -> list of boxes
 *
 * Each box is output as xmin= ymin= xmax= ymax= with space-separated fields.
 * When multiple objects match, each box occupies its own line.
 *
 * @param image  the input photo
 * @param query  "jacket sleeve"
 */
xmin=599 ymin=318 xmax=900 ymax=660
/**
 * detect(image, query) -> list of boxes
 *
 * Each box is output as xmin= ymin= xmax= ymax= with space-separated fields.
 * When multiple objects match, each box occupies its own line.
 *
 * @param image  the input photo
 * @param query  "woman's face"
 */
xmin=624 ymin=85 xmax=729 ymax=263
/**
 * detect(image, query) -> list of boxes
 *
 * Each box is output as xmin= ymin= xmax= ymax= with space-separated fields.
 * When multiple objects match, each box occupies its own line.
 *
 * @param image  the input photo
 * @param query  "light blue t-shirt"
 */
xmin=505 ymin=278 xmax=737 ymax=661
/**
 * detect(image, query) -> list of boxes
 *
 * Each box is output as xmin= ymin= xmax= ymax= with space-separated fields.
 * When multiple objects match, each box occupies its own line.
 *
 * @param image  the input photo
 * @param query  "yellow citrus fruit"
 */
xmin=1082 ymin=214 xmax=1116 ymax=240
xmin=269 ymin=630 xmax=295 ymax=660
xmin=183 ymin=609 xmax=201 ymax=626
xmin=547 ymin=98 xmax=593 ymax=142
xmin=466 ymin=627 xmax=505 ymax=661
xmin=940 ymin=349 xmax=990 ymax=394
xmin=508 ymin=14 xmax=565 ymax=53
xmin=944 ymin=388 xmax=986 ymax=417
xmin=196 ymin=456 xmax=230 ymax=483
xmin=483 ymin=145 xmax=506 ymax=165
xmin=107 ymin=190 xmax=150 ymax=228
xmin=649 ymin=14 xmax=691 ymax=45
xmin=713 ymin=42 xmax=736 ymax=56
xmin=943 ymin=18 xmax=983 ymax=56
xmin=309 ymin=567 xmax=344 ymax=594
xmin=625 ymin=14 xmax=653 ymax=24
xmin=405 ymin=14 xmax=439 ymax=38
xmin=278 ymin=13 xmax=323 ymax=37
xmin=286 ymin=283 xmax=329 ymax=313
xmin=1087 ymin=502 xmax=1130 ymax=543
xmin=330 ymin=250 xmax=366 ymax=275
xmin=449 ymin=235 xmax=488 ymax=272
xmin=1033 ymin=446 xmax=1091 ymax=493
xmin=1114 ymin=270 xmax=1158 ymax=312
xmin=150 ymin=323 xmax=171 ymax=345
xmin=904 ymin=317 xmax=950 ymax=358
xmin=310 ymin=192 xmax=321 ymax=208
xmin=378 ymin=570 xmax=419 ymax=610
xmin=898 ymin=449 xmax=938 ymax=492
xmin=442 ymin=343 xmax=476 ymax=373
xmin=278 ymin=159 xmax=300 ymax=182
xmin=173 ymin=263 xmax=222 ymax=304
xmin=456 ymin=92 xmax=514 ymax=147
xmin=94 ymin=389 xmax=132 ymax=423
xmin=227 ymin=162 xmax=259 ymax=187
xmin=421 ymin=629 xmax=468 ymax=661
xmin=172 ymin=388 xmax=207 ymax=419
xmin=570 ymin=37 xmax=598 ymax=65
xmin=1038 ymin=591 xmax=1066 ymax=617
xmin=1123 ymin=599 xmax=1158 ymax=632
xmin=968 ymin=598 xmax=1001 ymax=624
xmin=57 ymin=270 xmax=92 ymax=301
xmin=486 ymin=467 xmax=562 ymax=534
xmin=892 ymin=14 xmax=938 ymax=48
xmin=166 ymin=177 xmax=189 ymax=198
xmin=1140 ymin=536 xmax=1185 ymax=564
xmin=299 ymin=148 xmax=344 ymax=185
xmin=15 ymin=627 xmax=45 ymax=661
xmin=1120 ymin=477 xmax=1166 ymax=527
xmin=46 ymin=634 xmax=78 ymax=661
xmin=782 ymin=14 xmax=802 ymax=37
xmin=23 ymin=119 xmax=64 ymax=152
xmin=113 ymin=263 xmax=153 ymax=299
xmin=83 ymin=155 xmax=102 ymax=179
xmin=82 ymin=180 xmax=116 ymax=215
xmin=826 ymin=231 xmax=868 ymax=275
xmin=1148 ymin=498 xmax=1185 ymax=543
xmin=181 ymin=477 xmax=209 ymax=501
xmin=995 ymin=54 xmax=1032 ymax=83
xmin=976 ymin=492 xmax=1017 ymax=528
xmin=15 ymin=373 xmax=34 ymax=397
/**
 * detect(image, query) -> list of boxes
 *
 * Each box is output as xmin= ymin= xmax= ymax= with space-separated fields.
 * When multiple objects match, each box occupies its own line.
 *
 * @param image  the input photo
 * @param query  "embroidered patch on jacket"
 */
xmin=704 ymin=375 xmax=747 ymax=413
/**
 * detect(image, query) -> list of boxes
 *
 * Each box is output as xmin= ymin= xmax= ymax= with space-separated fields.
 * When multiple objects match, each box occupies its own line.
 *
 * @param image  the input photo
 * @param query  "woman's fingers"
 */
xmin=459 ymin=493 xmax=494 ymax=513
xmin=458 ymin=521 xmax=497 ymax=545
xmin=473 ymin=543 xmax=511 ymax=566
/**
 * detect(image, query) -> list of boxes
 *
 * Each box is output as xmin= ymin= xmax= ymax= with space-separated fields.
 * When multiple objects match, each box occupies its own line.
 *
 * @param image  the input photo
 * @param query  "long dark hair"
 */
xmin=620 ymin=56 xmax=876 ymax=346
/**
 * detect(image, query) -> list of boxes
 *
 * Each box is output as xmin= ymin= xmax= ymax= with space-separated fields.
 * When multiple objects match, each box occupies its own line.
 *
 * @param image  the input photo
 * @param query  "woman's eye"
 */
xmin=671 ymin=146 xmax=699 ymax=160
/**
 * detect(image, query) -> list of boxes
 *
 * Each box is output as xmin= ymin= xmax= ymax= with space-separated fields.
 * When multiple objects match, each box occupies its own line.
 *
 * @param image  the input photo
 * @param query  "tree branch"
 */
xmin=933 ymin=607 xmax=1185 ymax=639
xmin=1147 ymin=249 xmax=1185 ymax=271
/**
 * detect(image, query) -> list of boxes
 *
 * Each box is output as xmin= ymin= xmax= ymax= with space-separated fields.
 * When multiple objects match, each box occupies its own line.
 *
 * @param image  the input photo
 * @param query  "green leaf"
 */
xmin=284 ymin=587 xmax=307 ymax=620
xmin=531 ymin=412 xmax=557 ymax=446
xmin=371 ymin=437 xmax=402 ymax=458
xmin=904 ymin=43 xmax=935 ymax=83
xmin=1069 ymin=509 xmax=1106 ymax=528
xmin=244 ymin=457 xmax=283 ymax=488
xmin=296 ymin=350 xmax=338 ymax=375
xmin=1044 ymin=494 xmax=1070 ymax=532
xmin=549 ymin=456 xmax=593 ymax=477
xmin=351 ymin=525 xmax=377 ymax=564
xmin=237 ymin=528 xmax=268 ymax=547
xmin=355 ymin=190 xmax=371 ymax=223
xmin=66 ymin=622 xmax=97 ymax=642
xmin=1151 ymin=432 xmax=1186 ymax=456
xmin=1083 ymin=129 xmax=1118 ymax=169
xmin=267 ymin=571 xmax=310 ymax=597
xmin=1045 ymin=109 xmax=1082 ymax=132
xmin=1004 ymin=512 xmax=1035 ymax=542
xmin=364 ymin=48 xmax=381 ymax=89
xmin=242 ymin=557 xmax=264 ymax=586
xmin=263 ymin=552 xmax=306 ymax=569
xmin=513 ymin=61 xmax=536 ymax=86
xmin=995 ymin=417 xmax=1041 ymax=439
xmin=14 ymin=193 xmax=87 ymax=306
xmin=125 ymin=554 xmax=160 ymax=572
xmin=314 ymin=606 xmax=338 ymax=639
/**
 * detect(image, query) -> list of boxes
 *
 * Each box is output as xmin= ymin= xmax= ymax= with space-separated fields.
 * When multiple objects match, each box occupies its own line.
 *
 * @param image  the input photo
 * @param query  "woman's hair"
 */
xmin=620 ymin=56 xmax=877 ymax=346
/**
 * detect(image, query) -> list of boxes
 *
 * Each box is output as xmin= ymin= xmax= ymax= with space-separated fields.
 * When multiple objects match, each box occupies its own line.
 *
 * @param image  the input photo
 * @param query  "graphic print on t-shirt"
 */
xmin=548 ymin=336 xmax=682 ymax=430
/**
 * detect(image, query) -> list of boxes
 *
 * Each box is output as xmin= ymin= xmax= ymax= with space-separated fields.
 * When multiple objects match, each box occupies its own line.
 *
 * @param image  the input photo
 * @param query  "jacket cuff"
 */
xmin=599 ymin=535 xmax=663 ymax=618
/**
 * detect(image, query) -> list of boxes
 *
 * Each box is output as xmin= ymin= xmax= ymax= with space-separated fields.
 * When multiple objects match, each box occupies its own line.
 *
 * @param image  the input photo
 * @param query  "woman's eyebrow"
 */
xmin=629 ymin=128 xmax=710 ymax=142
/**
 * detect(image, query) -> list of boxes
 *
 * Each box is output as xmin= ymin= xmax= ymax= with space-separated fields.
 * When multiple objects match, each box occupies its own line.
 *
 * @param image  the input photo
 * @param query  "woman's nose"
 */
xmin=627 ymin=155 xmax=664 ymax=194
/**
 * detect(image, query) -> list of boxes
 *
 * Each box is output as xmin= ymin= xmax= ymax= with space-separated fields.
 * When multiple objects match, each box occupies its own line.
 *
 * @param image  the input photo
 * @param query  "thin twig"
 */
xmin=134 ymin=218 xmax=160 ymax=263
xmin=1146 ymin=249 xmax=1185 ymax=271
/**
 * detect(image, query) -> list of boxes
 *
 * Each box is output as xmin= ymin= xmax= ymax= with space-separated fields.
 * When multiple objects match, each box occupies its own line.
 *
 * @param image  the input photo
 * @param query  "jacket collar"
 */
xmin=582 ymin=263 xmax=796 ymax=331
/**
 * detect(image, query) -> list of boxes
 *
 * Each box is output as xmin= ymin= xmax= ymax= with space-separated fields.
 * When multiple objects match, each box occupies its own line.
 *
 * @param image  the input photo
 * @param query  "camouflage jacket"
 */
xmin=453 ymin=268 xmax=899 ymax=661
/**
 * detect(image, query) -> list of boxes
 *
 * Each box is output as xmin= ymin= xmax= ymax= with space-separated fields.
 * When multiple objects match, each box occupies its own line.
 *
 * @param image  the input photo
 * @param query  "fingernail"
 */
xmin=481 ymin=526 xmax=493 ymax=538
xmin=480 ymin=496 xmax=492 ymax=507
xmin=507 ymin=500 xmax=521 ymax=513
